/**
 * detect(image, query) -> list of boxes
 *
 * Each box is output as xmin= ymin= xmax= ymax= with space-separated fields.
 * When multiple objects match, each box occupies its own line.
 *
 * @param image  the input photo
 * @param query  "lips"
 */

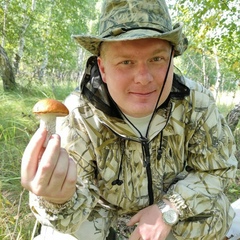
xmin=129 ymin=90 xmax=156 ymax=96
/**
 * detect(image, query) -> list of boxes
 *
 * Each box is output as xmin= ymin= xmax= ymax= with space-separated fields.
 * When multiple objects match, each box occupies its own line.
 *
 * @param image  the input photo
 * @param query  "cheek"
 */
xmin=103 ymin=68 xmax=128 ymax=87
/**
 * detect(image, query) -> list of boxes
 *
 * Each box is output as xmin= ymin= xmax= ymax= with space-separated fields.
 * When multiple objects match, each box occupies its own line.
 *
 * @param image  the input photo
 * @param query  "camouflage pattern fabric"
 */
xmin=72 ymin=0 xmax=188 ymax=56
xmin=30 ymin=75 xmax=237 ymax=240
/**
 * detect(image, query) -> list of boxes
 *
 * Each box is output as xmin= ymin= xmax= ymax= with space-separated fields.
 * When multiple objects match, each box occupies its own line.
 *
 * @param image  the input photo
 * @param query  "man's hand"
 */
xmin=127 ymin=204 xmax=172 ymax=240
xmin=21 ymin=128 xmax=77 ymax=204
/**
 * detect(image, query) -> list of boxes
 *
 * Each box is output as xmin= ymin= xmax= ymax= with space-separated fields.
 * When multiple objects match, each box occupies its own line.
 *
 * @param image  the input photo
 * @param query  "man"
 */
xmin=21 ymin=0 xmax=237 ymax=239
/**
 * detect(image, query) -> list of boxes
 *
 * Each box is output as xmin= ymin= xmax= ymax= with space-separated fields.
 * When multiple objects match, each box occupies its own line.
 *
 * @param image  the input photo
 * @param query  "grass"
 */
xmin=0 ymin=82 xmax=240 ymax=239
xmin=0 ymin=81 xmax=77 ymax=239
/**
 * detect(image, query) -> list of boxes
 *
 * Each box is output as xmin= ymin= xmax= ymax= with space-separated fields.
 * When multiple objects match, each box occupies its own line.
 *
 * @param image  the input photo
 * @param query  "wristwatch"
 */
xmin=157 ymin=200 xmax=179 ymax=226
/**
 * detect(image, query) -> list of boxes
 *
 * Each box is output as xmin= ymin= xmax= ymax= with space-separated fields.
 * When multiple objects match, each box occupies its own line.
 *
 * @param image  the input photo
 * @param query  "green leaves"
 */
xmin=169 ymin=0 xmax=239 ymax=88
xmin=1 ymin=0 xmax=238 ymax=88
xmin=0 ymin=0 xmax=99 ymax=82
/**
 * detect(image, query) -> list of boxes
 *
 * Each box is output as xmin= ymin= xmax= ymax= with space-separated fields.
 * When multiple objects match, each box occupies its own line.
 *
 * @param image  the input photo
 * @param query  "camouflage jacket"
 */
xmin=30 ymin=57 xmax=237 ymax=240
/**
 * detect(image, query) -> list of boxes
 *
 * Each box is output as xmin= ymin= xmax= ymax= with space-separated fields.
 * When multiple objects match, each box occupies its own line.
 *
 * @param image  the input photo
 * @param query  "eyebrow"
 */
xmin=113 ymin=48 xmax=169 ymax=59
xmin=152 ymin=48 xmax=170 ymax=55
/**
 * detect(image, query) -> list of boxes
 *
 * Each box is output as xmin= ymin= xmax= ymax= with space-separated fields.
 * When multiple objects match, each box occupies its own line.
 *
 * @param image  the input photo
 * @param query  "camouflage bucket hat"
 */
xmin=72 ymin=0 xmax=188 ymax=57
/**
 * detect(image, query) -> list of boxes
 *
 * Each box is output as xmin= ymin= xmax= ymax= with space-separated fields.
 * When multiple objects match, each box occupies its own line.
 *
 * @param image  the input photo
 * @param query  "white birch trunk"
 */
xmin=213 ymin=46 xmax=221 ymax=100
xmin=2 ymin=0 xmax=10 ymax=47
xmin=13 ymin=0 xmax=37 ymax=74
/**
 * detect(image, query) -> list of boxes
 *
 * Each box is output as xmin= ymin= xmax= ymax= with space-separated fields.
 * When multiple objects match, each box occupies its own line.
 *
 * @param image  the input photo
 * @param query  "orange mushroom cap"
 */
xmin=33 ymin=98 xmax=69 ymax=116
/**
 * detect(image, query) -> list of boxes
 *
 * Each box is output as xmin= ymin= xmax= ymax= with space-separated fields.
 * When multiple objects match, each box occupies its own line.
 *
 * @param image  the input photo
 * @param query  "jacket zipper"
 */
xmin=141 ymin=137 xmax=154 ymax=205
xmin=101 ymin=123 xmax=155 ymax=205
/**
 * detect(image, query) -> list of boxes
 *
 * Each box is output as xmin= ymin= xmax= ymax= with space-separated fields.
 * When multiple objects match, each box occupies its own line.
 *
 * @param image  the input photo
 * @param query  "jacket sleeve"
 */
xmin=29 ymin=108 xmax=113 ymax=235
xmin=164 ymin=87 xmax=238 ymax=239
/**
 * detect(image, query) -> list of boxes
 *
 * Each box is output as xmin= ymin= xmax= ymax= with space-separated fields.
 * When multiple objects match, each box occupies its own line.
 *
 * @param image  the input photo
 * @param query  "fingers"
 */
xmin=21 ymin=128 xmax=47 ymax=186
xmin=128 ymin=229 xmax=140 ymax=240
xmin=127 ymin=211 xmax=141 ymax=226
xmin=21 ymin=128 xmax=77 ymax=204
xmin=128 ymin=212 xmax=141 ymax=240
xmin=33 ymin=134 xmax=62 ymax=193
xmin=42 ymin=155 xmax=77 ymax=203
xmin=47 ymin=148 xmax=70 ymax=191
xmin=41 ymin=149 xmax=76 ymax=196
xmin=59 ymin=157 xmax=78 ymax=201
xmin=62 ymin=157 xmax=78 ymax=192
xmin=129 ymin=205 xmax=172 ymax=240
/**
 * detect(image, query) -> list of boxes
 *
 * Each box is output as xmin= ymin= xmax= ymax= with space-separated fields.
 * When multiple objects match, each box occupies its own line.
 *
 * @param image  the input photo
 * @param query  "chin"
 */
xmin=121 ymin=105 xmax=154 ymax=118
xmin=128 ymin=111 xmax=152 ymax=118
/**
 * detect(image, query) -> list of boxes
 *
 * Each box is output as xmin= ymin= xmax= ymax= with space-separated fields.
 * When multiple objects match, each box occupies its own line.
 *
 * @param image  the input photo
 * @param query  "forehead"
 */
xmin=100 ymin=38 xmax=171 ymax=57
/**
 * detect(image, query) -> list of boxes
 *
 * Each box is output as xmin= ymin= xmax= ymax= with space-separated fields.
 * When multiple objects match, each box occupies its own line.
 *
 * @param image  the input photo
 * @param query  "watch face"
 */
xmin=163 ymin=209 xmax=179 ymax=225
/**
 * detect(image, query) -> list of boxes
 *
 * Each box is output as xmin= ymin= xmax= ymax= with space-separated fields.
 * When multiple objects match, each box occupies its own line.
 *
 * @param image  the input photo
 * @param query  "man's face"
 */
xmin=97 ymin=38 xmax=174 ymax=118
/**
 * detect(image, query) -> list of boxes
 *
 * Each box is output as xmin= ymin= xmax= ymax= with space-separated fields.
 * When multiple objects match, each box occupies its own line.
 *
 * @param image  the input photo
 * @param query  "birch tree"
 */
xmin=13 ymin=0 xmax=37 ymax=74
xmin=0 ymin=0 xmax=98 ymax=89
xmin=0 ymin=1 xmax=16 ymax=90
xmin=169 ymin=0 xmax=239 ymax=91
xmin=0 ymin=45 xmax=16 ymax=90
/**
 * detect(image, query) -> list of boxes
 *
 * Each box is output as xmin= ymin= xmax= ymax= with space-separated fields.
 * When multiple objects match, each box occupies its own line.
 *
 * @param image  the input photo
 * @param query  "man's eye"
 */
xmin=122 ymin=60 xmax=132 ymax=65
xmin=152 ymin=57 xmax=163 ymax=62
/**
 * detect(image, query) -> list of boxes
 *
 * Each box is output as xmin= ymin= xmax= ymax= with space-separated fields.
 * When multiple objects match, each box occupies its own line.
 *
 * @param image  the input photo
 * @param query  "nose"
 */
xmin=134 ymin=63 xmax=153 ymax=85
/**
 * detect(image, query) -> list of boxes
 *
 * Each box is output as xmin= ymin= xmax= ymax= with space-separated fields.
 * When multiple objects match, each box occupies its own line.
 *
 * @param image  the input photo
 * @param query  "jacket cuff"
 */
xmin=37 ymin=193 xmax=77 ymax=215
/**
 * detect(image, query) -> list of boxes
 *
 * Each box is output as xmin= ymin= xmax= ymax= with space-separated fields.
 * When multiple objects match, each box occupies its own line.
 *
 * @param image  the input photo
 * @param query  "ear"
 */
xmin=97 ymin=57 xmax=107 ymax=83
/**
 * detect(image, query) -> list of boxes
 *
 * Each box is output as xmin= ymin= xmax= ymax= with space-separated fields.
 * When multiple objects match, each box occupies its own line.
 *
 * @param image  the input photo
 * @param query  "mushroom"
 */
xmin=33 ymin=98 xmax=69 ymax=146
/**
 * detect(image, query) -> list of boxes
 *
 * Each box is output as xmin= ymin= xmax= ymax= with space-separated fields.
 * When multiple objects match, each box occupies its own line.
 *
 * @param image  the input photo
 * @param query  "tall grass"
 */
xmin=0 ymin=81 xmax=76 ymax=239
xmin=0 ymin=82 xmax=239 ymax=239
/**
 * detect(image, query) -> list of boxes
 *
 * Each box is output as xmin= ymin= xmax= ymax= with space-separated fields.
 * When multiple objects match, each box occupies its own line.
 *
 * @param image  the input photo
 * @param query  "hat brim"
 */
xmin=72 ymin=22 xmax=187 ymax=57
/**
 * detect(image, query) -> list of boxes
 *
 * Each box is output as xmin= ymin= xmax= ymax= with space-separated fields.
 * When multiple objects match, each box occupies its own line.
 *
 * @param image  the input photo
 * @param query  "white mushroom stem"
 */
xmin=38 ymin=113 xmax=57 ymax=147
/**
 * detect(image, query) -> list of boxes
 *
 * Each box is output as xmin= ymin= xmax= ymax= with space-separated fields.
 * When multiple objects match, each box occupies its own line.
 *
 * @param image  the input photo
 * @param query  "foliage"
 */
xmin=0 ymin=0 xmax=99 ymax=83
xmin=169 ymin=0 xmax=239 ymax=88
xmin=1 ymin=0 xmax=239 ymax=91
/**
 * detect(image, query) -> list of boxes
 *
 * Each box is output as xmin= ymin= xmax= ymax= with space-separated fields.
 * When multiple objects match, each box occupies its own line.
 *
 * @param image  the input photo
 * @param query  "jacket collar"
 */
xmin=90 ymin=99 xmax=175 ymax=141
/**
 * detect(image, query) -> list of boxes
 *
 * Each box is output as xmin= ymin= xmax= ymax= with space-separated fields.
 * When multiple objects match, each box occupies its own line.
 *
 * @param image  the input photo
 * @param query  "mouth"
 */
xmin=130 ymin=90 xmax=156 ymax=97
